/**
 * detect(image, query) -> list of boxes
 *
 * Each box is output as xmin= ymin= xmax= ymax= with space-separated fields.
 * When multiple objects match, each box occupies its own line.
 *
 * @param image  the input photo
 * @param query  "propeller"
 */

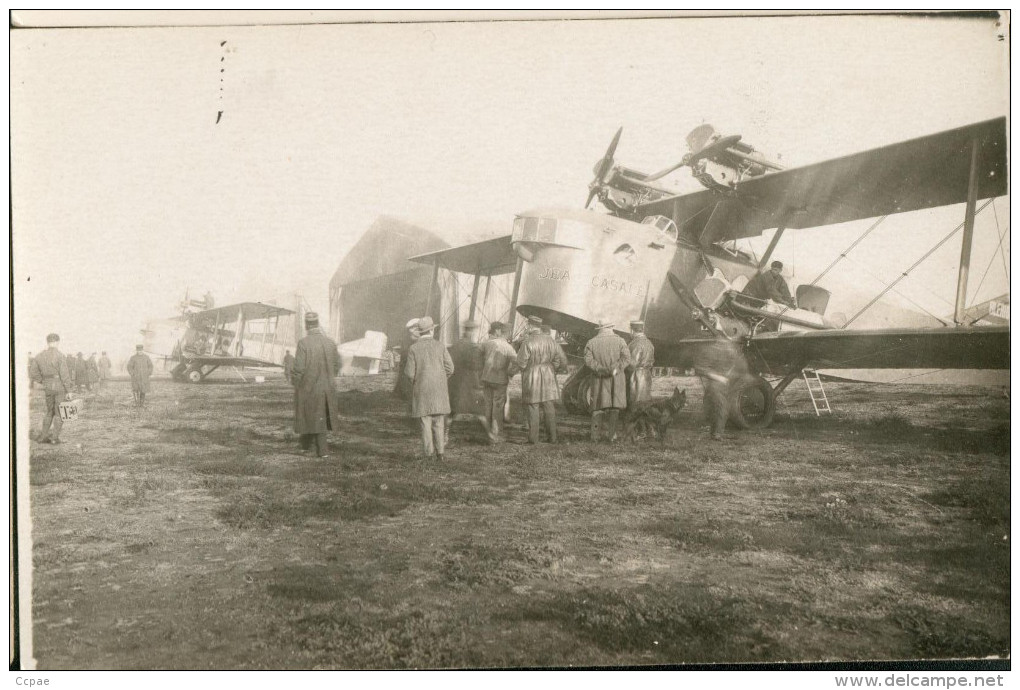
xmin=666 ymin=272 xmax=726 ymax=338
xmin=585 ymin=126 xmax=623 ymax=209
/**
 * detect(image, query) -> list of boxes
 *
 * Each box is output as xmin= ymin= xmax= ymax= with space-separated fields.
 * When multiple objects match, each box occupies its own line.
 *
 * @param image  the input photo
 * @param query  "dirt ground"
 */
xmin=23 ymin=372 xmax=1010 ymax=668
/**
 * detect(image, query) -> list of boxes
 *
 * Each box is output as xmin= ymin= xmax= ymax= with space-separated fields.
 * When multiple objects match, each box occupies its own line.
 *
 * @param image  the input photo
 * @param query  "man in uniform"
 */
xmin=75 ymin=352 xmax=88 ymax=393
xmin=87 ymin=353 xmax=100 ymax=391
xmin=404 ymin=316 xmax=454 ymax=461
xmin=693 ymin=336 xmax=750 ymax=441
xmin=29 ymin=334 xmax=73 ymax=444
xmin=98 ymin=351 xmax=112 ymax=390
xmin=283 ymin=349 xmax=295 ymax=384
xmin=584 ymin=318 xmax=631 ymax=442
xmin=625 ymin=320 xmax=655 ymax=411
xmin=477 ymin=321 xmax=518 ymax=444
xmin=741 ymin=260 xmax=796 ymax=309
xmin=292 ymin=312 xmax=341 ymax=458
xmin=127 ymin=344 xmax=153 ymax=406
xmin=27 ymin=352 xmax=34 ymax=389
xmin=516 ymin=315 xmax=566 ymax=444
xmin=448 ymin=320 xmax=488 ymax=441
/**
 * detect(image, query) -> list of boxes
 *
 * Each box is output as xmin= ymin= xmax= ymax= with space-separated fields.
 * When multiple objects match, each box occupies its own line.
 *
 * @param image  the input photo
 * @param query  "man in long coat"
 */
xmin=626 ymin=320 xmax=655 ymax=410
xmin=516 ymin=315 xmax=566 ymax=444
xmin=477 ymin=321 xmax=518 ymax=444
xmin=694 ymin=336 xmax=750 ymax=441
xmin=86 ymin=353 xmax=100 ymax=390
xmin=98 ymin=351 xmax=112 ymax=390
xmin=405 ymin=316 xmax=454 ymax=460
xmin=583 ymin=318 xmax=631 ymax=442
xmin=448 ymin=320 xmax=488 ymax=440
xmin=126 ymin=344 xmax=153 ymax=406
xmin=30 ymin=333 xmax=73 ymax=444
xmin=292 ymin=312 xmax=341 ymax=458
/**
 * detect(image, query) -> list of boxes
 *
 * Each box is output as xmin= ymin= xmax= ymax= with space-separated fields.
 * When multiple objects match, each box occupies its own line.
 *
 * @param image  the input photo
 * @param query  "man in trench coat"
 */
xmin=98 ymin=351 xmax=112 ymax=390
xmin=448 ymin=320 xmax=488 ymax=441
xmin=126 ymin=344 xmax=153 ymax=406
xmin=626 ymin=321 xmax=655 ymax=411
xmin=516 ymin=315 xmax=566 ymax=444
xmin=292 ymin=312 xmax=341 ymax=458
xmin=282 ymin=350 xmax=295 ymax=384
xmin=405 ymin=316 xmax=455 ymax=460
xmin=583 ymin=318 xmax=631 ymax=442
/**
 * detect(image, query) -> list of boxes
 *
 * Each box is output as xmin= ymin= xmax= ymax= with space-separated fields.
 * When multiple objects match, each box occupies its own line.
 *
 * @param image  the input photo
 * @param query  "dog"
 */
xmin=622 ymin=387 xmax=687 ymax=443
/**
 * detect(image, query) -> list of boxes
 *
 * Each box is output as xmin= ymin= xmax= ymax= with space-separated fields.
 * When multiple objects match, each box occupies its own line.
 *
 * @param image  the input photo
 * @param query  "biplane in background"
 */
xmin=142 ymin=301 xmax=298 ymax=382
xmin=411 ymin=117 xmax=1009 ymax=428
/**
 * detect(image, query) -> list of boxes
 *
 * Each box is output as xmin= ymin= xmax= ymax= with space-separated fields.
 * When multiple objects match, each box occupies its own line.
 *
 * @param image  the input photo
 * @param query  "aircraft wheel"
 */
xmin=187 ymin=368 xmax=203 ymax=384
xmin=562 ymin=368 xmax=594 ymax=415
xmin=729 ymin=376 xmax=775 ymax=429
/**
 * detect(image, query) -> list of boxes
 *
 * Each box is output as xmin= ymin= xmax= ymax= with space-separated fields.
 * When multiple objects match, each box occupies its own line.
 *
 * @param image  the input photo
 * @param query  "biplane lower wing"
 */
xmin=734 ymin=326 xmax=1010 ymax=375
xmin=180 ymin=354 xmax=283 ymax=369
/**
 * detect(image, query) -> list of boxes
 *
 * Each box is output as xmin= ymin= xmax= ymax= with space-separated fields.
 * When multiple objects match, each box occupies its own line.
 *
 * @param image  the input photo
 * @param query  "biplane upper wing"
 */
xmin=408 ymin=235 xmax=517 ymax=274
xmin=672 ymin=326 xmax=1010 ymax=376
xmin=636 ymin=117 xmax=1008 ymax=243
xmin=187 ymin=301 xmax=295 ymax=326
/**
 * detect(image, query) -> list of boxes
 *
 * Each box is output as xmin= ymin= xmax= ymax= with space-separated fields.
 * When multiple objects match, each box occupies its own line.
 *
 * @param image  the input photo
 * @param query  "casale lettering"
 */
xmin=590 ymin=274 xmax=645 ymax=297
xmin=538 ymin=266 xmax=570 ymax=281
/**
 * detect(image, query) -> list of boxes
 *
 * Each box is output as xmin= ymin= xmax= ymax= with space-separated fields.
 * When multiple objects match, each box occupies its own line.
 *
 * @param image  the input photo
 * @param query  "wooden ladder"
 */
xmin=803 ymin=369 xmax=832 ymax=415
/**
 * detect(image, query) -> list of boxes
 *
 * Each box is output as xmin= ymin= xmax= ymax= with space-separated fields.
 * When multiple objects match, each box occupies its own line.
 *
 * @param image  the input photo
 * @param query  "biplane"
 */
xmin=410 ymin=117 xmax=1009 ymax=428
xmin=141 ymin=301 xmax=297 ymax=382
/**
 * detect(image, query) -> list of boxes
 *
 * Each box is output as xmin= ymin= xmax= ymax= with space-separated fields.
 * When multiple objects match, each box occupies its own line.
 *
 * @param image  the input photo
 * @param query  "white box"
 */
xmin=58 ymin=399 xmax=83 ymax=421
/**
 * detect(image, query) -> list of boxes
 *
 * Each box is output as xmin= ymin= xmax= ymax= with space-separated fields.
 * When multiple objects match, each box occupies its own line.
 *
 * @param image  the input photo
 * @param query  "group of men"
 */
xmin=393 ymin=313 xmax=660 ymax=460
xmin=30 ymin=334 xmax=156 ymax=445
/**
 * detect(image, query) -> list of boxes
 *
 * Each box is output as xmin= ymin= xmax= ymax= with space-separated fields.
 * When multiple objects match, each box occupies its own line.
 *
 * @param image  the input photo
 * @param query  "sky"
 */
xmin=11 ymin=13 xmax=1009 ymax=365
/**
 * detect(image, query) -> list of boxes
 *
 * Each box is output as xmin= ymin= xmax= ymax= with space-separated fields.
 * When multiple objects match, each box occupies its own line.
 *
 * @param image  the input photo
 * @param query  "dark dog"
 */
xmin=622 ymin=387 xmax=687 ymax=443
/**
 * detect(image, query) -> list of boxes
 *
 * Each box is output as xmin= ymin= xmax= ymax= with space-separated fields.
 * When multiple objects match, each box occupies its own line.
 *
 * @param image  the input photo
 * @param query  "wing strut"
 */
xmin=844 ymin=198 xmax=993 ymax=328
xmin=757 ymin=226 xmax=786 ymax=269
xmin=953 ymin=138 xmax=982 ymax=325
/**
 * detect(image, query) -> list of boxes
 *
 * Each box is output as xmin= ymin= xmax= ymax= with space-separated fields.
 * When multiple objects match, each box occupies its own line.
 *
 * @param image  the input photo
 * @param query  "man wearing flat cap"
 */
xmin=584 ymin=318 xmax=631 ymax=442
xmin=476 ymin=321 xmax=518 ymax=444
xmin=127 ymin=344 xmax=153 ymax=406
xmin=292 ymin=311 xmax=341 ymax=458
xmin=516 ymin=315 xmax=566 ymax=444
xmin=405 ymin=316 xmax=455 ymax=460
xmin=741 ymin=260 xmax=796 ymax=309
xmin=626 ymin=321 xmax=655 ymax=410
xmin=30 ymin=333 xmax=73 ymax=444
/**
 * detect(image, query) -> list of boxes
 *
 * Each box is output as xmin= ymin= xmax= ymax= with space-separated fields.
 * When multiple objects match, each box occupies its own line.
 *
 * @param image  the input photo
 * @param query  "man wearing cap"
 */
xmin=626 ymin=321 xmax=655 ymax=410
xmin=30 ymin=334 xmax=73 ymax=444
xmin=516 ymin=315 xmax=567 ymax=444
xmin=476 ymin=321 xmax=518 ymax=444
xmin=584 ymin=319 xmax=631 ymax=442
xmin=405 ymin=316 xmax=455 ymax=460
xmin=448 ymin=320 xmax=488 ymax=441
xmin=292 ymin=312 xmax=341 ymax=458
xmin=127 ymin=344 xmax=153 ymax=406
xmin=74 ymin=352 xmax=88 ymax=394
xmin=741 ymin=260 xmax=796 ymax=309
xmin=693 ymin=335 xmax=750 ymax=441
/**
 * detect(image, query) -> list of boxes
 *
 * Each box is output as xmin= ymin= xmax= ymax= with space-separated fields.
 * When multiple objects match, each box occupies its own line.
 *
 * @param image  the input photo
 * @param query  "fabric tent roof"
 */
xmin=330 ymin=216 xmax=450 ymax=289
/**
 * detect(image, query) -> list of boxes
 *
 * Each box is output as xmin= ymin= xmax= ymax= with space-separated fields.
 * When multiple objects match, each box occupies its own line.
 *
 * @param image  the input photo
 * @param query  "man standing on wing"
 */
xmin=584 ymin=318 xmax=631 ymax=443
xmin=29 ymin=333 xmax=73 ymax=444
xmin=292 ymin=312 xmax=341 ymax=458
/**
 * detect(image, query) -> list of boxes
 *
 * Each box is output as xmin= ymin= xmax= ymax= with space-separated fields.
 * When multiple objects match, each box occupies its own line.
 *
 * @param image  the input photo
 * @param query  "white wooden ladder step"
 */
xmin=803 ymin=368 xmax=832 ymax=415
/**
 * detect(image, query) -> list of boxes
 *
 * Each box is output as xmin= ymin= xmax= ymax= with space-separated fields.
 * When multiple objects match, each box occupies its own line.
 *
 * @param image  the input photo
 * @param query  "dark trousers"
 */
xmin=482 ymin=383 xmax=508 ymax=442
xmin=702 ymin=377 xmax=730 ymax=437
xmin=300 ymin=432 xmax=328 ymax=456
xmin=41 ymin=392 xmax=63 ymax=441
xmin=526 ymin=401 xmax=557 ymax=444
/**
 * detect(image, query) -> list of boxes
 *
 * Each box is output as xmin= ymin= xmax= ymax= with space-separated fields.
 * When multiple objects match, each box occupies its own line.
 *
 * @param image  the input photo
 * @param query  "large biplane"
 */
xmin=410 ymin=117 xmax=1009 ymax=427
xmin=142 ymin=301 xmax=297 ymax=382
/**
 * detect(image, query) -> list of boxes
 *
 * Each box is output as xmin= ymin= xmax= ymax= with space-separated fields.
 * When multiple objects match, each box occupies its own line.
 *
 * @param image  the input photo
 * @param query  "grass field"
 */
xmin=24 ymin=372 xmax=1010 ymax=668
